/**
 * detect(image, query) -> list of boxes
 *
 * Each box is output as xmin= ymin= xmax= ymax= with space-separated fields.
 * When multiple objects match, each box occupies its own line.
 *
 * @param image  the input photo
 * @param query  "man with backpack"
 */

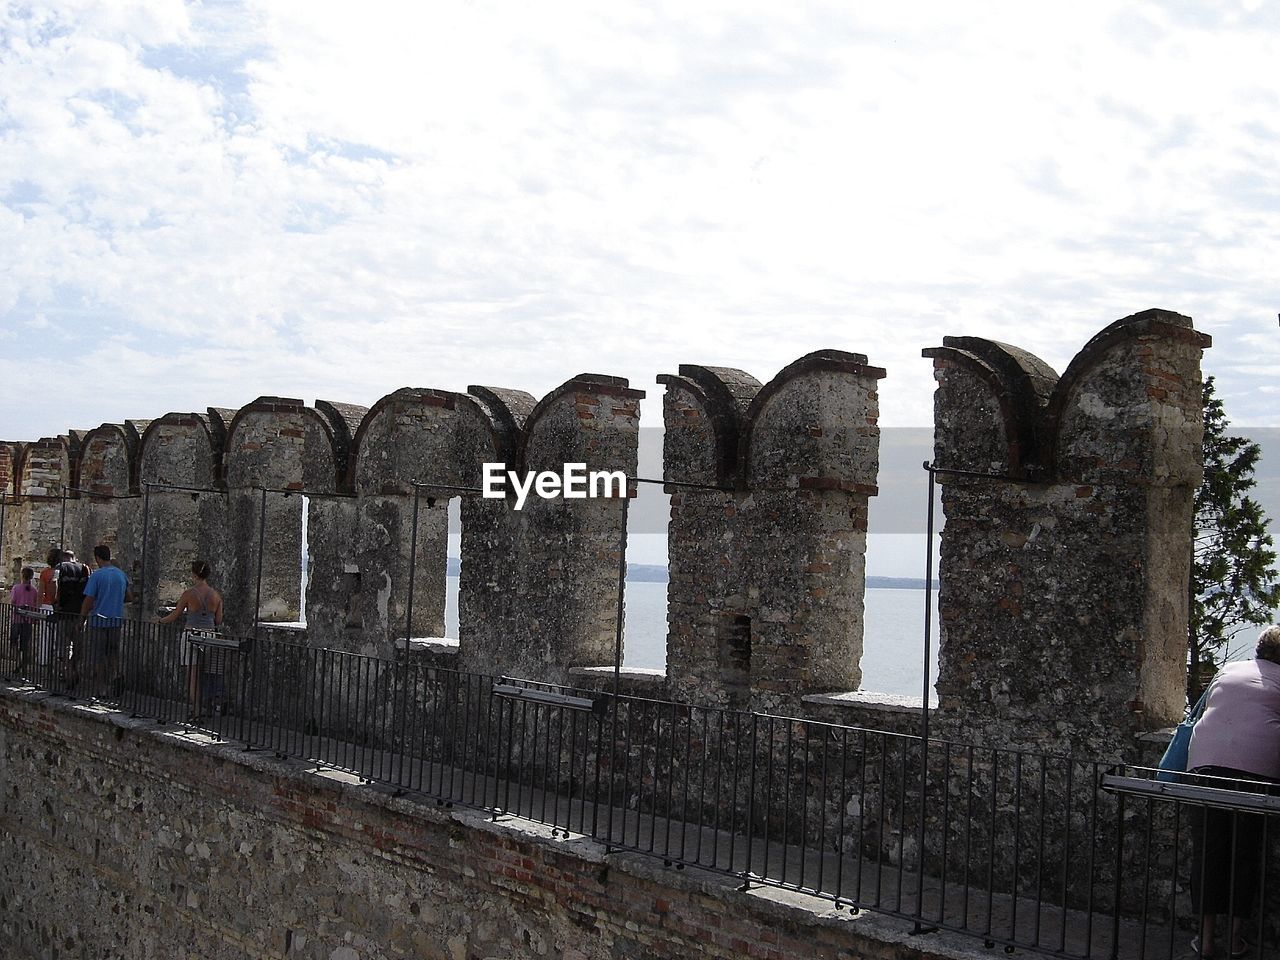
xmin=55 ymin=549 xmax=90 ymax=688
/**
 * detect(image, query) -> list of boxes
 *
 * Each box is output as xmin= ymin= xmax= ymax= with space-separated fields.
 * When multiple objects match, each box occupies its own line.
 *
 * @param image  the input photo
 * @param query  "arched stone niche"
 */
xmin=137 ymin=412 xmax=227 ymax=610
xmin=71 ymin=422 xmax=145 ymax=585
xmin=315 ymin=388 xmax=510 ymax=658
xmin=222 ymin=398 xmax=344 ymax=632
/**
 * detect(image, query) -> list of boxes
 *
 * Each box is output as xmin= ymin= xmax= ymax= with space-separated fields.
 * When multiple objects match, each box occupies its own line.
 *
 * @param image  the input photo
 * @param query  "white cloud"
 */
xmin=1 ymin=0 xmax=1278 ymax=443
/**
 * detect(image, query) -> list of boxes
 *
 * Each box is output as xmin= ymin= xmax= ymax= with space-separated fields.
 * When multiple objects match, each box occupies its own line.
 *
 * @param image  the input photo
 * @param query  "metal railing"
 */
xmin=1 ymin=600 xmax=1276 ymax=960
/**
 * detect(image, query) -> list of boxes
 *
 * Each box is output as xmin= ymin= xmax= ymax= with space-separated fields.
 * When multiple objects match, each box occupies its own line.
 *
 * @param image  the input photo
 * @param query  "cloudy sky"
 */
xmin=1 ymin=1 xmax=1277 ymax=445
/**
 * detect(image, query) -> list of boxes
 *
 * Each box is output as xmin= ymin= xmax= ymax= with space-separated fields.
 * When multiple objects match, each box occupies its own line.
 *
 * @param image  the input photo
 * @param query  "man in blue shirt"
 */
xmin=81 ymin=544 xmax=132 ymax=697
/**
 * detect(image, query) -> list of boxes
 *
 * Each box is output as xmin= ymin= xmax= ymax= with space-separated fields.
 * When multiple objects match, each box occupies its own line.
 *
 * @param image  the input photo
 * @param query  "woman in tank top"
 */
xmin=159 ymin=560 xmax=224 ymax=719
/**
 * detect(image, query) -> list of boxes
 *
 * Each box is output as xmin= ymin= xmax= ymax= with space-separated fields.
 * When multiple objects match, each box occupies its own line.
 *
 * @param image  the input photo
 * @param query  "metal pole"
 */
xmin=914 ymin=462 xmax=938 ymax=933
xmin=906 ymin=461 xmax=1031 ymax=935
xmin=603 ymin=488 xmax=631 ymax=851
xmin=59 ymin=490 xmax=67 ymax=549
xmin=397 ymin=482 xmax=422 ymax=772
xmin=0 ymin=496 xmax=7 ymax=582
xmin=404 ymin=482 xmax=421 ymax=656
xmin=611 ymin=492 xmax=630 ymax=702
xmin=921 ymin=462 xmax=936 ymax=744
xmin=253 ymin=487 xmax=267 ymax=641
xmin=138 ymin=484 xmax=152 ymax=615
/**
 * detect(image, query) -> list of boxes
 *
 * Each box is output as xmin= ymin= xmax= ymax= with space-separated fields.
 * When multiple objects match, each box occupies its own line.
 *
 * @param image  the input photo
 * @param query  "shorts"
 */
xmin=55 ymin=613 xmax=83 ymax=659
xmin=8 ymin=621 xmax=33 ymax=651
xmin=180 ymin=631 xmax=200 ymax=667
xmin=180 ymin=629 xmax=222 ymax=667
xmin=86 ymin=624 xmax=121 ymax=666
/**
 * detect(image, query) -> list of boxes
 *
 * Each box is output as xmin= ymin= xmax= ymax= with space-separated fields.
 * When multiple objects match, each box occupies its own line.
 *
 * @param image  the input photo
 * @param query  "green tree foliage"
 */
xmin=1189 ymin=376 xmax=1280 ymax=699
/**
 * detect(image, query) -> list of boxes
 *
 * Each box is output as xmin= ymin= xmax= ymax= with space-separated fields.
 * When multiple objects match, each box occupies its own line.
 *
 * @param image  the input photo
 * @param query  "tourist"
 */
xmin=37 ymin=547 xmax=59 ymax=608
xmin=35 ymin=547 xmax=59 ymax=669
xmin=158 ymin=560 xmax=224 ymax=719
xmin=1185 ymin=624 xmax=1280 ymax=958
xmin=8 ymin=566 xmax=40 ymax=675
xmin=80 ymin=544 xmax=131 ymax=697
xmin=54 ymin=549 xmax=91 ymax=686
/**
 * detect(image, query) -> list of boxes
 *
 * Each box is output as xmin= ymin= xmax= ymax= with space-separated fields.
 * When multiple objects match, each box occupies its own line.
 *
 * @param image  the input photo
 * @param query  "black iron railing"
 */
xmin=1 ymin=601 xmax=1276 ymax=960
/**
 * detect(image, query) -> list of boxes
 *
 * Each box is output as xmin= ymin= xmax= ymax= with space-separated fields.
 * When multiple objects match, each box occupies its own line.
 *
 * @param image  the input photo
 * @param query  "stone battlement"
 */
xmin=0 ymin=310 xmax=1211 ymax=758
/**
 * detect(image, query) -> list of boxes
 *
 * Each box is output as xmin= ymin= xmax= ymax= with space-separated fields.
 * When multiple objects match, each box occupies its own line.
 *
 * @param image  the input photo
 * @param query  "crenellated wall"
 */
xmin=70 ymin=420 xmax=146 ymax=584
xmin=660 ymin=351 xmax=883 ymax=711
xmin=222 ymin=397 xmax=349 ymax=633
xmin=923 ymin=308 xmax=1211 ymax=755
xmin=336 ymin=386 xmax=507 ymax=658
xmin=9 ymin=437 xmax=74 ymax=576
xmin=0 ymin=310 xmax=1211 ymax=754
xmin=137 ymin=410 xmax=230 ymax=611
xmin=459 ymin=375 xmax=644 ymax=681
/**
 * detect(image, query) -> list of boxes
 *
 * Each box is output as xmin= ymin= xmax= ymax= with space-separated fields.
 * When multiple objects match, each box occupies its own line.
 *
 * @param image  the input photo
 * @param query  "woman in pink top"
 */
xmin=1185 ymin=625 xmax=1280 ymax=958
xmin=9 ymin=567 xmax=40 ymax=674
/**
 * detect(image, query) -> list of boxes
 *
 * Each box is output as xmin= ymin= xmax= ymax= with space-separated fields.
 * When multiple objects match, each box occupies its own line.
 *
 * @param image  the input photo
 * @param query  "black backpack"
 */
xmin=56 ymin=560 xmax=90 ymax=609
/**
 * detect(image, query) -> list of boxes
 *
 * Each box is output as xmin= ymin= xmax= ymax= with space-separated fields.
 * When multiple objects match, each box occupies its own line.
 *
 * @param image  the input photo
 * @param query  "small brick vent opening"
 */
xmin=717 ymin=614 xmax=751 ymax=691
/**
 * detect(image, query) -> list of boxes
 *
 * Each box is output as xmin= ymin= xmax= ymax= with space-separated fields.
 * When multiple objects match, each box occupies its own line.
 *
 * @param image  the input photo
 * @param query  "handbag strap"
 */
xmin=1188 ymin=683 xmax=1212 ymax=722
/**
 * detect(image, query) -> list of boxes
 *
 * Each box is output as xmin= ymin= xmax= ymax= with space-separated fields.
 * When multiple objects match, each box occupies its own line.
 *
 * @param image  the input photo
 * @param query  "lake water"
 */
xmin=446 ymin=577 xmax=939 ymax=699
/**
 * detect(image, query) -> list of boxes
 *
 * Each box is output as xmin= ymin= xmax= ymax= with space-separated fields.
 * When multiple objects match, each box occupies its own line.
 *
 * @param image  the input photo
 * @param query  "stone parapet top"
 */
xmin=804 ymin=690 xmax=939 ymax=714
xmin=569 ymin=665 xmax=666 ymax=684
xmin=408 ymin=636 xmax=460 ymax=654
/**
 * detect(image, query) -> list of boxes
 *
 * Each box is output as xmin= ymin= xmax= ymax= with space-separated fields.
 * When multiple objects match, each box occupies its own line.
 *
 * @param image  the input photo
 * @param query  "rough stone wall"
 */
xmin=72 ymin=422 xmax=144 ymax=585
xmin=137 ymin=413 xmax=228 ymax=610
xmin=0 ymin=686 xmax=947 ymax=960
xmin=0 ymin=441 xmax=21 ymax=581
xmin=924 ymin=309 xmax=1211 ymax=756
xmin=661 ymin=352 xmax=882 ymax=712
xmin=223 ymin=398 xmax=340 ymax=633
xmin=342 ymin=388 xmax=507 ymax=659
xmin=302 ymin=400 xmax=372 ymax=652
xmin=0 ymin=442 xmax=13 ymax=496
xmin=0 ymin=372 xmax=644 ymax=690
xmin=0 ymin=321 xmax=1211 ymax=761
xmin=11 ymin=438 xmax=72 ymax=577
xmin=301 ymin=495 xmax=365 ymax=651
xmin=458 ymin=376 xmax=643 ymax=683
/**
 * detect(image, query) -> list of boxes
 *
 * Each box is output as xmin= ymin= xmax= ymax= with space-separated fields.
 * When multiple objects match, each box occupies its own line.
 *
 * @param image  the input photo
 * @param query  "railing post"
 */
xmin=1111 ymin=789 xmax=1125 ymax=960
xmin=610 ymin=492 xmax=629 ymax=703
xmin=138 ymin=483 xmax=152 ymax=615
xmin=0 ymin=495 xmax=8 ymax=579
xmin=398 ymin=481 xmax=422 ymax=779
xmin=404 ymin=482 xmax=420 ymax=656
xmin=914 ymin=463 xmax=937 ymax=932
xmin=253 ymin=487 xmax=267 ymax=642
